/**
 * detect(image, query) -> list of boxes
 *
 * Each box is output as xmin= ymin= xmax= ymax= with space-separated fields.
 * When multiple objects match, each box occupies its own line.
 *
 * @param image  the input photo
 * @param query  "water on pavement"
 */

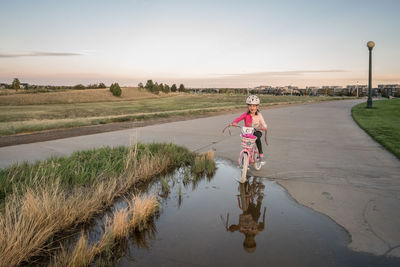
xmin=110 ymin=159 xmax=400 ymax=267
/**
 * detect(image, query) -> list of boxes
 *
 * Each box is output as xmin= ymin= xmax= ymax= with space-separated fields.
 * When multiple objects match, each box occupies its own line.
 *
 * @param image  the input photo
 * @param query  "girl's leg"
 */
xmin=253 ymin=131 xmax=263 ymax=154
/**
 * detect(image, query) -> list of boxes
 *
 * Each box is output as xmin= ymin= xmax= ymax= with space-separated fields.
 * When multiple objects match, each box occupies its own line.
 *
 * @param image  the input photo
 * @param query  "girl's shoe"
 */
xmin=258 ymin=154 xmax=266 ymax=165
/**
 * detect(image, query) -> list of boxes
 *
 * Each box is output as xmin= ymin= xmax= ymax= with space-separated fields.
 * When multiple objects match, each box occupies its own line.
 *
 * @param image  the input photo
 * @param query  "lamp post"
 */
xmin=366 ymin=41 xmax=375 ymax=108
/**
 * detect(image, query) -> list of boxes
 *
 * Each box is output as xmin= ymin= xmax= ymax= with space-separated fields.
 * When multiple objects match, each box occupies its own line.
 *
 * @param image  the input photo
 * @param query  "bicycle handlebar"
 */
xmin=222 ymin=124 xmax=240 ymax=135
xmin=223 ymin=124 xmax=268 ymax=145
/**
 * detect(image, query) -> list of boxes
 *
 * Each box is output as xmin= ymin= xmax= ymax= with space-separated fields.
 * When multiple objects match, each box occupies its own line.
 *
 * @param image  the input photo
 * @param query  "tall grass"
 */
xmin=0 ymin=143 xmax=196 ymax=266
xmin=0 ymin=144 xmax=193 ymax=204
xmin=191 ymin=150 xmax=216 ymax=178
xmin=0 ymin=147 xmax=128 ymax=201
xmin=51 ymin=194 xmax=159 ymax=267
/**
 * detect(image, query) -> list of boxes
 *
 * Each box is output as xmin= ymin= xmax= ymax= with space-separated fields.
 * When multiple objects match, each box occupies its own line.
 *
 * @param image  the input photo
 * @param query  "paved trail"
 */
xmin=1 ymin=99 xmax=399 ymax=256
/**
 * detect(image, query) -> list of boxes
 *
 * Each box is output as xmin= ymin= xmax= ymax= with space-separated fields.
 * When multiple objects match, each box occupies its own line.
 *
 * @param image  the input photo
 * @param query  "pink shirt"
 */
xmin=233 ymin=112 xmax=267 ymax=130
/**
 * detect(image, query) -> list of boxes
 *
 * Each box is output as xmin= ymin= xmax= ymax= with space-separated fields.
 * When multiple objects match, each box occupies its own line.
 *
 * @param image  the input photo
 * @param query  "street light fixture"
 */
xmin=366 ymin=41 xmax=375 ymax=108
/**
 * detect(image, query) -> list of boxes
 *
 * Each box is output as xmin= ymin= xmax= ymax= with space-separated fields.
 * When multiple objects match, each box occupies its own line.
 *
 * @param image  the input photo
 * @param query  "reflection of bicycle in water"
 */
xmin=224 ymin=177 xmax=267 ymax=253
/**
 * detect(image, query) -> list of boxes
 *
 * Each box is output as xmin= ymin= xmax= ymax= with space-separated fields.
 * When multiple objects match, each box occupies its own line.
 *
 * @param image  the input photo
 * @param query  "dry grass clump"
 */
xmin=108 ymin=208 xmax=130 ymax=240
xmin=52 ymin=233 xmax=98 ymax=267
xmin=129 ymin=195 xmax=159 ymax=230
xmin=0 ymin=143 xmax=188 ymax=266
xmin=0 ymin=179 xmax=119 ymax=267
xmin=51 ymin=194 xmax=159 ymax=267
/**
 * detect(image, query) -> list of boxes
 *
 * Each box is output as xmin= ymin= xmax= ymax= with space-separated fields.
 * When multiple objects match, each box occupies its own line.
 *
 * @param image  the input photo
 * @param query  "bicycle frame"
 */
xmin=237 ymin=126 xmax=259 ymax=167
xmin=223 ymin=125 xmax=262 ymax=183
xmin=238 ymin=143 xmax=258 ymax=167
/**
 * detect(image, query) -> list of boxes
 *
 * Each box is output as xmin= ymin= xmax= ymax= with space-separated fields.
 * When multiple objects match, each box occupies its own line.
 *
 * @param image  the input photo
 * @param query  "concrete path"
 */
xmin=1 ymin=99 xmax=399 ymax=256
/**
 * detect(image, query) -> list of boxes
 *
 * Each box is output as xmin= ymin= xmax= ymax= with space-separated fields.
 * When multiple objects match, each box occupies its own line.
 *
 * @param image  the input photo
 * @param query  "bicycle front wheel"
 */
xmin=254 ymin=151 xmax=262 ymax=171
xmin=240 ymin=153 xmax=249 ymax=183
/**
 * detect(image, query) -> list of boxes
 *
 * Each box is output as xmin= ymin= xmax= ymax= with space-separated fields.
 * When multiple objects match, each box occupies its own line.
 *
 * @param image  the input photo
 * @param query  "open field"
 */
xmin=0 ymin=88 xmax=351 ymax=136
xmin=0 ymin=87 xmax=160 ymax=105
xmin=352 ymin=98 xmax=400 ymax=159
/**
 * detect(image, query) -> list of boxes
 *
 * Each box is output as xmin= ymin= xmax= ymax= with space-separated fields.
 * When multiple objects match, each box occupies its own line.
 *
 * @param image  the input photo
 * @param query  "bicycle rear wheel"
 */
xmin=240 ymin=153 xmax=249 ymax=183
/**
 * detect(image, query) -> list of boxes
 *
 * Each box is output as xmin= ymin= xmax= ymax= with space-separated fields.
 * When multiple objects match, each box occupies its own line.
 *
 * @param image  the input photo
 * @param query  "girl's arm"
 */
xmin=231 ymin=112 xmax=247 ymax=126
xmin=259 ymin=114 xmax=268 ymax=145
xmin=258 ymin=114 xmax=268 ymax=131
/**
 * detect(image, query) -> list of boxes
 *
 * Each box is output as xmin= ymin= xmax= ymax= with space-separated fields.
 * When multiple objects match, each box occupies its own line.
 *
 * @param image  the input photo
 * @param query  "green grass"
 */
xmin=0 ymin=143 xmax=195 ymax=203
xmin=352 ymin=99 xmax=400 ymax=159
xmin=0 ymin=94 xmax=349 ymax=136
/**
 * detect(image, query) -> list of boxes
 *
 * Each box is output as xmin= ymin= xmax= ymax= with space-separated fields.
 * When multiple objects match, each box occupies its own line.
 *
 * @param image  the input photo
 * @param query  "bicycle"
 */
xmin=223 ymin=125 xmax=263 ymax=183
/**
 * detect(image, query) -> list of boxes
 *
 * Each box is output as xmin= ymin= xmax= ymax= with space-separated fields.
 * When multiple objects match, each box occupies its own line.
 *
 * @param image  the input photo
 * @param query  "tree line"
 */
xmin=138 ymin=80 xmax=186 ymax=94
xmin=1 ymin=78 xmax=107 ymax=91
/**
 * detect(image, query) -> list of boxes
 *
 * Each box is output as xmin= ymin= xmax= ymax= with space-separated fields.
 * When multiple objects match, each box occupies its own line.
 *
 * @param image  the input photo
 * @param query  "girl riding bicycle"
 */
xmin=230 ymin=95 xmax=268 ymax=162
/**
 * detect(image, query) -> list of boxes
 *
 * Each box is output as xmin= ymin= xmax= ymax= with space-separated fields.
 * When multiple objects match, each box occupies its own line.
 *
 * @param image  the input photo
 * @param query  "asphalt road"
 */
xmin=1 ymin=99 xmax=399 ymax=257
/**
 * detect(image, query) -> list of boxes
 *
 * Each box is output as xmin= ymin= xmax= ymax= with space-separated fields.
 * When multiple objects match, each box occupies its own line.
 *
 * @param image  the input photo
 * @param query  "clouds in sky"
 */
xmin=0 ymin=0 xmax=399 ymax=86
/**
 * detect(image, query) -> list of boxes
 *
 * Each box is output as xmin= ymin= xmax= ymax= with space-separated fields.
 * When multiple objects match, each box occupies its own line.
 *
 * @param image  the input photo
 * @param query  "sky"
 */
xmin=0 ymin=0 xmax=399 ymax=88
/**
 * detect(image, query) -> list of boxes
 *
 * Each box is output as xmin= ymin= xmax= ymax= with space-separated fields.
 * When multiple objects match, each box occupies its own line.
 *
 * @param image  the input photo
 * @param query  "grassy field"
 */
xmin=0 ymin=143 xmax=216 ymax=266
xmin=0 ymin=87 xmax=160 ymax=105
xmin=352 ymin=98 xmax=400 ymax=159
xmin=0 ymin=88 xmax=349 ymax=136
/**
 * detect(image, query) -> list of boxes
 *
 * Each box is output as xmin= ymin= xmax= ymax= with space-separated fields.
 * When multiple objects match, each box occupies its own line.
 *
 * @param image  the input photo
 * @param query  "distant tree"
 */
xmin=12 ymin=78 xmax=20 ymax=90
xmin=138 ymin=82 xmax=144 ymax=89
xmin=153 ymin=82 xmax=160 ymax=94
xmin=145 ymin=80 xmax=154 ymax=92
xmin=171 ymin=84 xmax=177 ymax=92
xmin=110 ymin=82 xmax=122 ymax=96
xmin=98 ymin=82 xmax=106 ymax=88
xmin=178 ymin=84 xmax=185 ymax=92
xmin=163 ymin=84 xmax=170 ymax=93
xmin=87 ymin=83 xmax=98 ymax=89
xmin=158 ymin=83 xmax=164 ymax=92
xmin=73 ymin=84 xmax=85 ymax=90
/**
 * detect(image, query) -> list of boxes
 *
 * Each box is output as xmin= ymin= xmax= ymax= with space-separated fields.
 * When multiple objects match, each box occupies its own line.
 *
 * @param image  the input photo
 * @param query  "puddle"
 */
xmin=103 ymin=159 xmax=399 ymax=267
xmin=45 ymin=159 xmax=398 ymax=266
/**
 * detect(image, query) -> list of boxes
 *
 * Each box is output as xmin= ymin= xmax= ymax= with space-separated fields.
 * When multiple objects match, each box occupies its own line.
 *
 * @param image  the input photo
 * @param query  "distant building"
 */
xmin=378 ymin=84 xmax=400 ymax=97
xmin=346 ymin=85 xmax=367 ymax=96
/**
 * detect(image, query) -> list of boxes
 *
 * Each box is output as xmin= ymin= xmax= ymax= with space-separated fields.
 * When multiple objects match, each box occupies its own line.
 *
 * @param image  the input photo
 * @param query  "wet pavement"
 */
xmin=112 ymin=160 xmax=400 ymax=267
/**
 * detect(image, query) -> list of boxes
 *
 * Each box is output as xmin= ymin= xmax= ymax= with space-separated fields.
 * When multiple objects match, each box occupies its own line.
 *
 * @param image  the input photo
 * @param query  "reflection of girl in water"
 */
xmin=226 ymin=178 xmax=266 ymax=253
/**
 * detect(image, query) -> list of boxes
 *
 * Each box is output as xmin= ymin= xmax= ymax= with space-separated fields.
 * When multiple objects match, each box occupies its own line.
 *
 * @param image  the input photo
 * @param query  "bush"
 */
xmin=110 ymin=83 xmax=122 ymax=97
xmin=73 ymin=84 xmax=85 ymax=90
